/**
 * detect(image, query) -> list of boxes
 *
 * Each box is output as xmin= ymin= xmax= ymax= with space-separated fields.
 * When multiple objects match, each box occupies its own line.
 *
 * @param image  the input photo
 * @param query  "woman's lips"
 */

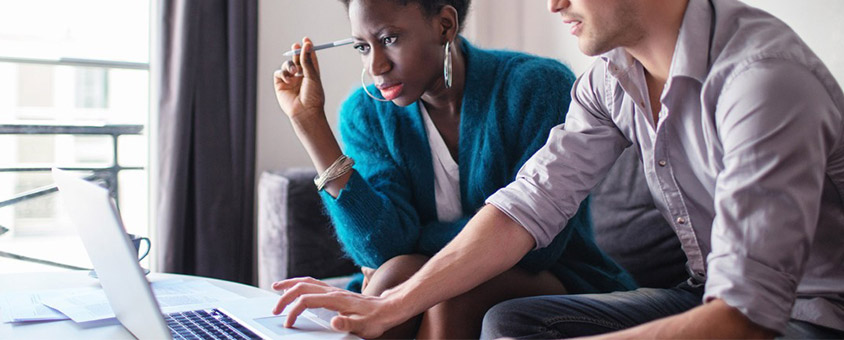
xmin=377 ymin=83 xmax=404 ymax=101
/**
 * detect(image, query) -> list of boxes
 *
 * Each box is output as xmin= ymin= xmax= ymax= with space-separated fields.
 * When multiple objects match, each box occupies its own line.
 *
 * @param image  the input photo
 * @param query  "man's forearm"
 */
xmin=586 ymin=299 xmax=777 ymax=339
xmin=381 ymin=205 xmax=536 ymax=320
xmin=271 ymin=203 xmax=539 ymax=338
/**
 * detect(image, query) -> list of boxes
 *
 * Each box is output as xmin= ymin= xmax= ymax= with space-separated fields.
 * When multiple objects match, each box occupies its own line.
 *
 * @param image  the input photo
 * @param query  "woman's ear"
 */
xmin=437 ymin=5 xmax=459 ymax=43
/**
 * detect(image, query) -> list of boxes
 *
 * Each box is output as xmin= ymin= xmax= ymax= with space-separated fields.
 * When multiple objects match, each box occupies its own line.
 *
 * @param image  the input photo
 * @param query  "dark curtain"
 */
xmin=156 ymin=0 xmax=257 ymax=284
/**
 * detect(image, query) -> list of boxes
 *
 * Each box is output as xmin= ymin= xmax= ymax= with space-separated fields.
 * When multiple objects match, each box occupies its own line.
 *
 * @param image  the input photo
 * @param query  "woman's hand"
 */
xmin=271 ymin=37 xmax=348 ymax=196
xmin=274 ymin=37 xmax=326 ymax=121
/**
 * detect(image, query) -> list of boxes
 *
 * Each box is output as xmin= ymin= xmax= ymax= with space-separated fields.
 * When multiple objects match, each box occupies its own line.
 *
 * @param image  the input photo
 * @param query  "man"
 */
xmin=272 ymin=0 xmax=844 ymax=338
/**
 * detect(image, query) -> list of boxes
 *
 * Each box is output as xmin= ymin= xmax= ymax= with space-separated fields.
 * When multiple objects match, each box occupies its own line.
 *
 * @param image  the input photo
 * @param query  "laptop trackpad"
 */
xmin=254 ymin=315 xmax=325 ymax=335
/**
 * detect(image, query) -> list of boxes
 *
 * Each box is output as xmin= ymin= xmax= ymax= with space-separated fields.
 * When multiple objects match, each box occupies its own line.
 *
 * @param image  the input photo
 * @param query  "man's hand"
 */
xmin=271 ymin=277 xmax=407 ymax=339
xmin=271 ymin=205 xmax=534 ymax=338
xmin=577 ymin=298 xmax=777 ymax=339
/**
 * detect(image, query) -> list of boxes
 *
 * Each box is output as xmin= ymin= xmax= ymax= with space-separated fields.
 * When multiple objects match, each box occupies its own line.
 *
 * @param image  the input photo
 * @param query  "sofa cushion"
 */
xmin=257 ymin=168 xmax=358 ymax=290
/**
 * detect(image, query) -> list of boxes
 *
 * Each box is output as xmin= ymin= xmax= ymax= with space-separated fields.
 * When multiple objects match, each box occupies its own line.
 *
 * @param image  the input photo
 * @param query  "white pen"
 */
xmin=283 ymin=38 xmax=355 ymax=56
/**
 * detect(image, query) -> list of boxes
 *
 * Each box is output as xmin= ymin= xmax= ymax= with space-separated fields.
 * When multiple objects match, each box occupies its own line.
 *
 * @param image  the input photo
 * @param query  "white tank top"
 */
xmin=419 ymin=101 xmax=462 ymax=222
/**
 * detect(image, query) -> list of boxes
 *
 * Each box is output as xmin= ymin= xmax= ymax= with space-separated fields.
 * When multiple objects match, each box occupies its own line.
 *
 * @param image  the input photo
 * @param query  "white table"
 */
xmin=0 ymin=271 xmax=277 ymax=339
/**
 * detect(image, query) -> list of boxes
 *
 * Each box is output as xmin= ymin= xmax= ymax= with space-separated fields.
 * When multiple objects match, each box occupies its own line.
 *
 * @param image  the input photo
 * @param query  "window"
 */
xmin=0 ymin=0 xmax=152 ymax=273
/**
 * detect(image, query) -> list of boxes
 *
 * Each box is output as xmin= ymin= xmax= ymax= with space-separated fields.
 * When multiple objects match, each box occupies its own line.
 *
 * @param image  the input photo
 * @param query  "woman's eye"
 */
xmin=382 ymin=36 xmax=397 ymax=46
xmin=354 ymin=44 xmax=370 ymax=54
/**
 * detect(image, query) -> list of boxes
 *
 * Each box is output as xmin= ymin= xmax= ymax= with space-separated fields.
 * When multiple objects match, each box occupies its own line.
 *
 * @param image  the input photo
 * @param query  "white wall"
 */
xmin=742 ymin=0 xmax=844 ymax=83
xmin=256 ymin=0 xmax=844 ymax=178
xmin=465 ymin=0 xmax=594 ymax=75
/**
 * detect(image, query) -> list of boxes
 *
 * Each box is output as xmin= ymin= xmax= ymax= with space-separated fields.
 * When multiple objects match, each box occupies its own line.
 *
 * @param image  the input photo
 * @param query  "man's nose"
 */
xmin=548 ymin=0 xmax=570 ymax=13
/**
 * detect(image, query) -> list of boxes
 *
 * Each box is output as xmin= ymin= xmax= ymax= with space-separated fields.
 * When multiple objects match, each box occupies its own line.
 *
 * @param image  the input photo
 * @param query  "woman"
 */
xmin=273 ymin=0 xmax=636 ymax=338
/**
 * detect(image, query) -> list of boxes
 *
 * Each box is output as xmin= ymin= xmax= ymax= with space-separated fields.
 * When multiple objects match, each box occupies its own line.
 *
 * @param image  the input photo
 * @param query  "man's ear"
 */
xmin=437 ymin=5 xmax=459 ymax=43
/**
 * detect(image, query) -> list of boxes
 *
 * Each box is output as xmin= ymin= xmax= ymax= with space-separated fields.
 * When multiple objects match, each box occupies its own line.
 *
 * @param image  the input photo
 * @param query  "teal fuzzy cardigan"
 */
xmin=321 ymin=38 xmax=636 ymax=294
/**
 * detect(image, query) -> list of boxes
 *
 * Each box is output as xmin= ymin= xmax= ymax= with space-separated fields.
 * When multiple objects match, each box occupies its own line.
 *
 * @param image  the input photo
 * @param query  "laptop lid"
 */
xmin=53 ymin=168 xmax=352 ymax=340
xmin=53 ymin=168 xmax=171 ymax=339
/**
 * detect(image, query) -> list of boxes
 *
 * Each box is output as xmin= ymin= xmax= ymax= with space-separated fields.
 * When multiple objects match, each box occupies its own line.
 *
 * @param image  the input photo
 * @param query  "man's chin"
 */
xmin=578 ymin=41 xmax=613 ymax=57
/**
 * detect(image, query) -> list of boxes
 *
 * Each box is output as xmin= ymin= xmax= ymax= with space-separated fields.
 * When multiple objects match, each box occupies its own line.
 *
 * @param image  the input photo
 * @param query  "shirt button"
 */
xmin=677 ymin=217 xmax=686 ymax=224
xmin=658 ymin=160 xmax=667 ymax=167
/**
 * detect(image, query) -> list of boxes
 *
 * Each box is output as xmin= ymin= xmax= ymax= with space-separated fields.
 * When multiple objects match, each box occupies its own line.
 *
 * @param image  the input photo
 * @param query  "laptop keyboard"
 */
xmin=166 ymin=309 xmax=261 ymax=340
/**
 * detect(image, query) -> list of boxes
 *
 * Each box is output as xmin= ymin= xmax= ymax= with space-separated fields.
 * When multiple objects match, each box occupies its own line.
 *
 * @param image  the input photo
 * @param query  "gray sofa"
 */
xmin=257 ymin=147 xmax=688 ymax=290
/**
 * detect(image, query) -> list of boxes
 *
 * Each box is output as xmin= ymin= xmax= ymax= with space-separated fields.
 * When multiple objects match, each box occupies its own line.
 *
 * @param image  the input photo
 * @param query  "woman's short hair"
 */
xmin=340 ymin=0 xmax=471 ymax=32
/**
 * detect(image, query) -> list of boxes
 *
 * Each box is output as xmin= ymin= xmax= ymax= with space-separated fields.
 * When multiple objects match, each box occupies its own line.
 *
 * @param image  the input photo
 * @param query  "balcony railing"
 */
xmin=0 ymin=122 xmax=145 ymax=269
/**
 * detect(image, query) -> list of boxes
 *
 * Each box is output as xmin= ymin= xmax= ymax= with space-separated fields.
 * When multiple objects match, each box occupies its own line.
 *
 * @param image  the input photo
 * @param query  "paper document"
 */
xmin=3 ymin=279 xmax=245 ymax=324
xmin=39 ymin=288 xmax=115 ymax=323
xmin=0 ymin=289 xmax=77 ymax=322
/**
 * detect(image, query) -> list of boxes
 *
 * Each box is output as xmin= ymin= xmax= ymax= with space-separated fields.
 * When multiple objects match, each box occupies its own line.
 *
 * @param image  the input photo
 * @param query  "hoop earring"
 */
xmin=444 ymin=40 xmax=453 ymax=89
xmin=361 ymin=68 xmax=390 ymax=102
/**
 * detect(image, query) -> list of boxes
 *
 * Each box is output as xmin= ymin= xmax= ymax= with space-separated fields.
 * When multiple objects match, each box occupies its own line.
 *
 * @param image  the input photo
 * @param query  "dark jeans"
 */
xmin=481 ymin=283 xmax=844 ymax=339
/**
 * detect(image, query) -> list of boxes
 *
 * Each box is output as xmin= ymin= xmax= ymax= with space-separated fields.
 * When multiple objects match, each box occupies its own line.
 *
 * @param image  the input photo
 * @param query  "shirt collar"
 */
xmin=669 ymin=0 xmax=713 ymax=83
xmin=600 ymin=48 xmax=636 ymax=79
xmin=600 ymin=0 xmax=714 ymax=83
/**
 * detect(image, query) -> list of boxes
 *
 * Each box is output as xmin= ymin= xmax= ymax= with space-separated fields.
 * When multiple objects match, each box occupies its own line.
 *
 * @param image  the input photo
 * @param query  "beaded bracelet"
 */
xmin=313 ymin=155 xmax=355 ymax=191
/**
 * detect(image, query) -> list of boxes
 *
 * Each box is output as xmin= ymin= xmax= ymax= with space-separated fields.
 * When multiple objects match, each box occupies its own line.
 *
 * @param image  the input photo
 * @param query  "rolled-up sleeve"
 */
xmin=486 ymin=65 xmax=631 ymax=249
xmin=704 ymin=60 xmax=841 ymax=332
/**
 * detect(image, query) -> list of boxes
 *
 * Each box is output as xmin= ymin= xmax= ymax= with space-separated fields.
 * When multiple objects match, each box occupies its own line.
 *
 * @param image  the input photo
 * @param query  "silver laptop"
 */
xmin=53 ymin=168 xmax=355 ymax=340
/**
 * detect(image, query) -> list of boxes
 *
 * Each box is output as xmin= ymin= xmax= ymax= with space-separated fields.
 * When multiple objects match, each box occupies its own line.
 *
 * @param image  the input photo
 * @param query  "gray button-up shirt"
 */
xmin=487 ymin=0 xmax=844 ymax=333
